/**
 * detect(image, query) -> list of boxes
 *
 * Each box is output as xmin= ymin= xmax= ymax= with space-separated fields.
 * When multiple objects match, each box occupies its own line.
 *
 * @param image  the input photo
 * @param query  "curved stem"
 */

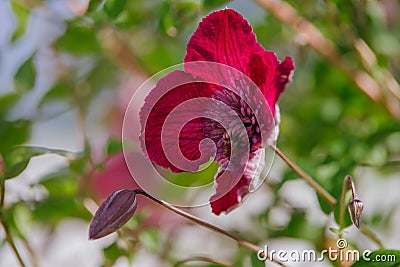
xmin=339 ymin=175 xmax=355 ymax=229
xmin=75 ymin=103 xmax=95 ymax=169
xmin=270 ymin=145 xmax=336 ymax=206
xmin=0 ymin=155 xmax=27 ymax=267
xmin=174 ymin=256 xmax=232 ymax=267
xmin=0 ymin=154 xmax=4 ymax=207
xmin=0 ymin=213 xmax=26 ymax=267
xmin=360 ymin=224 xmax=384 ymax=249
xmin=0 ymin=182 xmax=4 ymax=208
xmin=0 ymin=155 xmax=36 ymax=267
xmin=21 ymin=238 xmax=39 ymax=267
xmin=134 ymin=189 xmax=286 ymax=267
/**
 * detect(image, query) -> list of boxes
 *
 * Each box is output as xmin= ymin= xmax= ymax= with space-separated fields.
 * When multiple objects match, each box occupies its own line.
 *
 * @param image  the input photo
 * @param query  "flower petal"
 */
xmin=185 ymin=9 xmax=295 ymax=116
xmin=272 ymin=56 xmax=295 ymax=103
xmin=139 ymin=70 xmax=214 ymax=173
xmin=185 ymin=9 xmax=264 ymax=74
xmin=210 ymin=149 xmax=265 ymax=215
xmin=247 ymin=52 xmax=295 ymax=115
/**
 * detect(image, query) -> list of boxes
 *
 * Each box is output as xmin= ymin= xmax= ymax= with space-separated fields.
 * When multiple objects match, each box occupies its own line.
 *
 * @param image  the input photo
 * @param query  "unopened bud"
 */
xmin=89 ymin=189 xmax=137 ymax=240
xmin=348 ymin=198 xmax=363 ymax=229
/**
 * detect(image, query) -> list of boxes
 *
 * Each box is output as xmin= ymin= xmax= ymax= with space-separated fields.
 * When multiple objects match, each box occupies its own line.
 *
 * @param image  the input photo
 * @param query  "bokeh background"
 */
xmin=0 ymin=0 xmax=399 ymax=266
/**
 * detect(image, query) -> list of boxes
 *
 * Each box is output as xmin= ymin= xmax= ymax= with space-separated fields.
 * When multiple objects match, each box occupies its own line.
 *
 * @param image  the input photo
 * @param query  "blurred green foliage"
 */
xmin=1 ymin=0 xmax=399 ymax=266
xmin=14 ymin=57 xmax=36 ymax=93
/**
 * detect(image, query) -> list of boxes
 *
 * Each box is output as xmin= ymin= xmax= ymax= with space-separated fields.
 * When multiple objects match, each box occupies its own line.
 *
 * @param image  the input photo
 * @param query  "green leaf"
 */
xmin=0 ymin=119 xmax=30 ymax=154
xmin=158 ymin=1 xmax=199 ymax=37
xmin=85 ymin=58 xmax=118 ymax=93
xmin=104 ymin=0 xmax=127 ymax=18
xmin=165 ymin=159 xmax=217 ymax=187
xmin=56 ymin=25 xmax=101 ymax=54
xmin=138 ymin=229 xmax=160 ymax=253
xmin=4 ymin=159 xmax=30 ymax=180
xmin=0 ymin=94 xmax=19 ymax=117
xmin=106 ymin=138 xmax=122 ymax=156
xmin=12 ymin=203 xmax=33 ymax=237
xmin=32 ymin=197 xmax=92 ymax=224
xmin=251 ymin=253 xmax=265 ymax=267
xmin=351 ymin=249 xmax=400 ymax=267
xmin=20 ymin=146 xmax=78 ymax=159
xmin=88 ymin=0 xmax=104 ymax=13
xmin=102 ymin=242 xmax=126 ymax=267
xmin=39 ymin=82 xmax=72 ymax=105
xmin=2 ymin=202 xmax=30 ymax=238
xmin=158 ymin=3 xmax=175 ymax=36
xmin=3 ymin=146 xmax=77 ymax=179
xmin=10 ymin=0 xmax=29 ymax=41
xmin=14 ymin=57 xmax=36 ymax=92
xmin=40 ymin=170 xmax=78 ymax=197
xmin=329 ymin=227 xmax=342 ymax=235
xmin=32 ymin=163 xmax=91 ymax=224
xmin=202 ymin=0 xmax=231 ymax=11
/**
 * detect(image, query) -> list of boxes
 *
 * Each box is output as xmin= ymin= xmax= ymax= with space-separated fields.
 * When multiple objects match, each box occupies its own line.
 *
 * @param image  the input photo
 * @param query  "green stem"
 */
xmin=360 ymin=224 xmax=385 ymax=248
xmin=0 ymin=154 xmax=4 ymax=207
xmin=0 ymin=179 xmax=4 ymax=208
xmin=134 ymin=189 xmax=286 ymax=267
xmin=0 ymin=154 xmax=31 ymax=267
xmin=270 ymin=145 xmax=337 ymax=206
xmin=339 ymin=175 xmax=355 ymax=230
xmin=23 ymin=239 xmax=39 ymax=267
xmin=174 ymin=256 xmax=232 ymax=267
xmin=73 ymin=92 xmax=95 ymax=169
xmin=0 ymin=212 xmax=26 ymax=267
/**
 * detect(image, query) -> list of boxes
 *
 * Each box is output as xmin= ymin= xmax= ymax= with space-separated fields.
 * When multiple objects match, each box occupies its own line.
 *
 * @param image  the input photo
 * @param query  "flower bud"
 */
xmin=348 ymin=198 xmax=363 ymax=229
xmin=89 ymin=189 xmax=137 ymax=240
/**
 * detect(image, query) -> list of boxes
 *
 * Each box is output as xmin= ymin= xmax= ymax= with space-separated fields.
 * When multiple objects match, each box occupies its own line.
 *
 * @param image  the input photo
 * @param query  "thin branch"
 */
xmin=75 ymin=103 xmax=95 ymax=169
xmin=98 ymin=26 xmax=149 ymax=76
xmin=174 ymin=256 xmax=233 ymax=267
xmin=134 ymin=189 xmax=286 ymax=267
xmin=360 ymin=224 xmax=385 ymax=249
xmin=0 ymin=213 xmax=26 ymax=267
xmin=253 ymin=0 xmax=400 ymax=118
xmin=0 ymin=154 xmax=4 ymax=207
xmin=21 ymin=238 xmax=39 ymax=267
xmin=0 ymin=183 xmax=3 ymax=209
xmin=0 ymin=156 xmax=33 ymax=267
xmin=339 ymin=175 xmax=356 ymax=229
xmin=270 ymin=145 xmax=337 ymax=206
xmin=353 ymin=38 xmax=400 ymax=117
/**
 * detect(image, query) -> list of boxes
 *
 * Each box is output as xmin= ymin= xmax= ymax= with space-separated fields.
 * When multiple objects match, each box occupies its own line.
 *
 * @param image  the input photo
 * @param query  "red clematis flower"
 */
xmin=140 ymin=9 xmax=294 ymax=215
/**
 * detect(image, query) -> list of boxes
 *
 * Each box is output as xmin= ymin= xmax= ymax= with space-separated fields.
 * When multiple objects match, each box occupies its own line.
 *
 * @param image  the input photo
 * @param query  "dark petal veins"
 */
xmin=185 ymin=9 xmax=264 ymax=73
xmin=210 ymin=149 xmax=265 ymax=215
xmin=139 ymin=70 xmax=214 ymax=173
xmin=210 ymin=166 xmax=251 ymax=215
xmin=247 ymin=52 xmax=295 ymax=115
xmin=140 ymin=8 xmax=295 ymax=214
xmin=275 ymin=56 xmax=295 ymax=93
xmin=185 ymin=9 xmax=295 ymax=117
